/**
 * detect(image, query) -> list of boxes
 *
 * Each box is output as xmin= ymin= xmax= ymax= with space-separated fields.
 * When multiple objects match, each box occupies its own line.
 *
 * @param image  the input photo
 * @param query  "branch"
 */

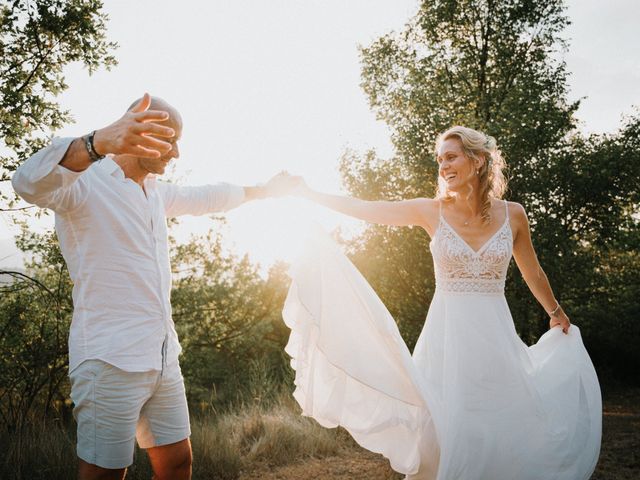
xmin=13 ymin=39 xmax=60 ymax=95
xmin=493 ymin=2 xmax=556 ymax=116
xmin=0 ymin=206 xmax=35 ymax=212
xmin=0 ymin=270 xmax=55 ymax=297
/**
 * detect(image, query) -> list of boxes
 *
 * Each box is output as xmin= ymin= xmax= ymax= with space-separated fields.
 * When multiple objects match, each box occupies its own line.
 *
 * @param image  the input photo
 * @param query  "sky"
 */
xmin=1 ymin=0 xmax=639 ymax=271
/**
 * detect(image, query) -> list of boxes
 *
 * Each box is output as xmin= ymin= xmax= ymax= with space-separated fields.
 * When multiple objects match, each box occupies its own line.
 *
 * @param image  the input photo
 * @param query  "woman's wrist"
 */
xmin=547 ymin=302 xmax=562 ymax=317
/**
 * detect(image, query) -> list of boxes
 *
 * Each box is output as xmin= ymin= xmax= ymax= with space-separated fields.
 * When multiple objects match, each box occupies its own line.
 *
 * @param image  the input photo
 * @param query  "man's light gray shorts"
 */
xmin=69 ymin=359 xmax=191 ymax=469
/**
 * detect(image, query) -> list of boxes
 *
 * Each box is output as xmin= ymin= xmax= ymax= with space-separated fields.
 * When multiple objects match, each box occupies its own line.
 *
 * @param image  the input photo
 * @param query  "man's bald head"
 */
xmin=128 ymin=96 xmax=183 ymax=132
xmin=125 ymin=95 xmax=183 ymax=174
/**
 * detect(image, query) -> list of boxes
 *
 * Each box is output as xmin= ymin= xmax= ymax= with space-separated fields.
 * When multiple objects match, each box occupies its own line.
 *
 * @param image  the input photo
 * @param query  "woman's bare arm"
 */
xmin=511 ymin=202 xmax=570 ymax=333
xmin=297 ymin=183 xmax=433 ymax=229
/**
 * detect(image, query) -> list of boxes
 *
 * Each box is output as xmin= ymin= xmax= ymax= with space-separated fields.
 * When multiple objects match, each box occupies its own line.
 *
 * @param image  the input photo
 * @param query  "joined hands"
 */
xmin=261 ymin=172 xmax=308 ymax=198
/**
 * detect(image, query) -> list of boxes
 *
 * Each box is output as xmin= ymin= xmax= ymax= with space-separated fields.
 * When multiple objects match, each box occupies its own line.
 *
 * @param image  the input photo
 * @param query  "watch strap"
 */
xmin=84 ymin=130 xmax=103 ymax=162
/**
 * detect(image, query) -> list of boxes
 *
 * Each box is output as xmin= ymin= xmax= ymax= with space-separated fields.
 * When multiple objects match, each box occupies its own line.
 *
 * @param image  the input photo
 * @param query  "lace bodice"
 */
xmin=429 ymin=200 xmax=512 ymax=294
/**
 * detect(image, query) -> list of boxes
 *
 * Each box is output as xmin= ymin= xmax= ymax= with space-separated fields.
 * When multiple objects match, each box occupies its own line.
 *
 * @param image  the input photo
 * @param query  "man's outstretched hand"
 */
xmin=93 ymin=93 xmax=175 ymax=159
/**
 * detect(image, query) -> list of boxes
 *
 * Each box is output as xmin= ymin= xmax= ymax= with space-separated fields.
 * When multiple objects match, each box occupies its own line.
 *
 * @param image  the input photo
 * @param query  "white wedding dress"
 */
xmin=282 ymin=200 xmax=602 ymax=480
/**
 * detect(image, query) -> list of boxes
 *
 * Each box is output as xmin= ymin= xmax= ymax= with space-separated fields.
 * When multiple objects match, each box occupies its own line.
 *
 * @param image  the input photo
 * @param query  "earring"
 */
xmin=476 ymin=169 xmax=479 ymax=175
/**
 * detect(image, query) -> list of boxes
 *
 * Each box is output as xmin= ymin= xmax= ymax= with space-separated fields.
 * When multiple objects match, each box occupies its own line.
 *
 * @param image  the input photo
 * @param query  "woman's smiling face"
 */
xmin=437 ymin=137 xmax=476 ymax=192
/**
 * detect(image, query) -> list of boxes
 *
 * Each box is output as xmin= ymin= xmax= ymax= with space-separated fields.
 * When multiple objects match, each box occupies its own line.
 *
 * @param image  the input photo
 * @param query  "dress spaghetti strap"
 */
xmin=503 ymin=199 xmax=509 ymax=225
xmin=434 ymin=199 xmax=444 ymax=238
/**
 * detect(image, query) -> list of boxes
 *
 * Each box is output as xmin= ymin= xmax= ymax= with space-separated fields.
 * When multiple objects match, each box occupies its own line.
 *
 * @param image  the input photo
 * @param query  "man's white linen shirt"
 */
xmin=11 ymin=137 xmax=245 ymax=373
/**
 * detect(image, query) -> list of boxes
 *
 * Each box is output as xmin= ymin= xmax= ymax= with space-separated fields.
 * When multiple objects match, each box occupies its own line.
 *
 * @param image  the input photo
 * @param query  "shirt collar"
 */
xmin=96 ymin=155 xmax=123 ymax=178
xmin=95 ymin=156 xmax=157 ymax=188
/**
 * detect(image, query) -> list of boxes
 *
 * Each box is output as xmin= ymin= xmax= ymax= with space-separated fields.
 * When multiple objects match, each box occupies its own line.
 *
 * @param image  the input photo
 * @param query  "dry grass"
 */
xmin=1 ymin=389 xmax=638 ymax=479
xmin=0 ymin=392 xmax=348 ymax=480
xmin=0 ymin=420 xmax=76 ymax=479
xmin=190 ymin=394 xmax=346 ymax=478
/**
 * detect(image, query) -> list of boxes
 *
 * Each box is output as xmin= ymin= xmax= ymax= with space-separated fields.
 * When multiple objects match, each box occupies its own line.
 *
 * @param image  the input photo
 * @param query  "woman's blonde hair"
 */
xmin=435 ymin=126 xmax=508 ymax=225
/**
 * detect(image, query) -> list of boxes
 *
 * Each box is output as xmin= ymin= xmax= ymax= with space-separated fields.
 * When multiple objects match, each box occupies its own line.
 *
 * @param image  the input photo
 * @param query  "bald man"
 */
xmin=11 ymin=94 xmax=297 ymax=480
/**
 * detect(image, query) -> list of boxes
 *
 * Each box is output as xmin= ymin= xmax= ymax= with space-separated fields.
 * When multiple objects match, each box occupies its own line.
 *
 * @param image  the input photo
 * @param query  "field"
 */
xmin=238 ymin=388 xmax=639 ymax=480
xmin=2 ymin=388 xmax=638 ymax=479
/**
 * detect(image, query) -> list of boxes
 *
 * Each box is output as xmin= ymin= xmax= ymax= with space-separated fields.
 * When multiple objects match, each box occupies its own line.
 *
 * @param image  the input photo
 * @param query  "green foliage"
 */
xmin=358 ymin=0 xmax=577 ymax=191
xmin=0 ymin=0 xmax=118 ymax=426
xmin=0 ymin=219 xmax=294 ymax=431
xmin=342 ymin=0 xmax=640 ymax=380
xmin=0 ymin=226 xmax=73 ymax=430
xmin=170 ymin=221 xmax=292 ymax=408
xmin=346 ymin=225 xmax=433 ymax=350
xmin=0 ymin=0 xmax=117 ymax=210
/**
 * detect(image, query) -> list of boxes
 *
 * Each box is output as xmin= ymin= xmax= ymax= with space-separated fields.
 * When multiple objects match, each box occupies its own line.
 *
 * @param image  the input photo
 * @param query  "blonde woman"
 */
xmin=283 ymin=126 xmax=602 ymax=479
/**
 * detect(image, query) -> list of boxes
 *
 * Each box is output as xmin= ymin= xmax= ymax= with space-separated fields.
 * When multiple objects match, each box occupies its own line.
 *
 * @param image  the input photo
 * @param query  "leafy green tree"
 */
xmin=358 ymin=0 xmax=576 ymax=191
xmin=0 ymin=0 xmax=118 ymax=427
xmin=0 ymin=226 xmax=73 ymax=430
xmin=0 ymin=0 xmax=117 ymax=212
xmin=341 ymin=0 xmax=640 ymax=380
xmin=0 ymin=219 xmax=295 ymax=428
xmin=169 ymin=221 xmax=292 ymax=408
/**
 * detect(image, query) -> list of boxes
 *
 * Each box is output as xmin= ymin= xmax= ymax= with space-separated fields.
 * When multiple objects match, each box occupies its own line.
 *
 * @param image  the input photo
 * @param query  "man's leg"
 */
xmin=70 ymin=360 xmax=156 ymax=479
xmin=78 ymin=459 xmax=126 ymax=480
xmin=137 ymin=360 xmax=192 ymax=480
xmin=146 ymin=438 xmax=192 ymax=480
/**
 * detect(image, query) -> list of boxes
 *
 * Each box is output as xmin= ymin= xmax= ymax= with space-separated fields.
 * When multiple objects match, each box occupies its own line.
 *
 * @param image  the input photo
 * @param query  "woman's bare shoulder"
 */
xmin=413 ymin=197 xmax=440 ymax=236
xmin=415 ymin=197 xmax=440 ymax=208
xmin=505 ymin=200 xmax=528 ymax=222
xmin=504 ymin=201 xmax=531 ymax=242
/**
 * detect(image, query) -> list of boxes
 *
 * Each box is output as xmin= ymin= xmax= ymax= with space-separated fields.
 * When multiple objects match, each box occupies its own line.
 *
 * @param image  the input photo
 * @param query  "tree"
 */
xmin=169 ymin=221 xmax=292 ymax=407
xmin=341 ymin=0 xmax=640 ymax=380
xmin=358 ymin=0 xmax=576 ymax=192
xmin=0 ymin=219 xmax=295 ymax=429
xmin=0 ymin=226 xmax=73 ymax=430
xmin=0 ymin=1 xmax=118 ymax=424
xmin=0 ymin=0 xmax=118 ymax=426
xmin=0 ymin=0 xmax=117 ymax=212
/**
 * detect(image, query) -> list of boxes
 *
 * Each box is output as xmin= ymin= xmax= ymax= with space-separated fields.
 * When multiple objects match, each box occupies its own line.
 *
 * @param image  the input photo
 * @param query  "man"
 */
xmin=11 ymin=94 xmax=296 ymax=480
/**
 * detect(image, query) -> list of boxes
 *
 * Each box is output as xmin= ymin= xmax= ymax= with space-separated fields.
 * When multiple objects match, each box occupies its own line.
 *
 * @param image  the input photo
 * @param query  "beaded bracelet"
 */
xmin=548 ymin=303 xmax=562 ymax=317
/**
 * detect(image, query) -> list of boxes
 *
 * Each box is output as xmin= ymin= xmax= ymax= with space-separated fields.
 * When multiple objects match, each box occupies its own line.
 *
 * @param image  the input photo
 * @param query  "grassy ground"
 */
xmin=241 ymin=450 xmax=402 ymax=480
xmin=237 ymin=388 xmax=640 ymax=480
xmin=590 ymin=388 xmax=640 ymax=480
xmin=1 ymin=388 xmax=638 ymax=479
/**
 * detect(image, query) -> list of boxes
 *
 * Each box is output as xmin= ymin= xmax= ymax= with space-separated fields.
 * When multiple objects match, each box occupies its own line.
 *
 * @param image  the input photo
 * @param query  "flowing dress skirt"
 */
xmin=282 ymin=232 xmax=601 ymax=480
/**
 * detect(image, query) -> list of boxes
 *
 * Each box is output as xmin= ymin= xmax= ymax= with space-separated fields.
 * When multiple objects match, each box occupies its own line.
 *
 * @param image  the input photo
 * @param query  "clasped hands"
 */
xmin=260 ymin=172 xmax=309 ymax=198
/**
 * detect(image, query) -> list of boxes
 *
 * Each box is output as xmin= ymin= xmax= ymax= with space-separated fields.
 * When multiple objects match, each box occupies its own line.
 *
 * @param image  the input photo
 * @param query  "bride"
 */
xmin=282 ymin=126 xmax=602 ymax=480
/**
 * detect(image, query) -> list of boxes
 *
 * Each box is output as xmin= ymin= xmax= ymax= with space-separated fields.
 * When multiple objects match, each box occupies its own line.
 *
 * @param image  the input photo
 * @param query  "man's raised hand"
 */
xmin=92 ymin=93 xmax=175 ymax=158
